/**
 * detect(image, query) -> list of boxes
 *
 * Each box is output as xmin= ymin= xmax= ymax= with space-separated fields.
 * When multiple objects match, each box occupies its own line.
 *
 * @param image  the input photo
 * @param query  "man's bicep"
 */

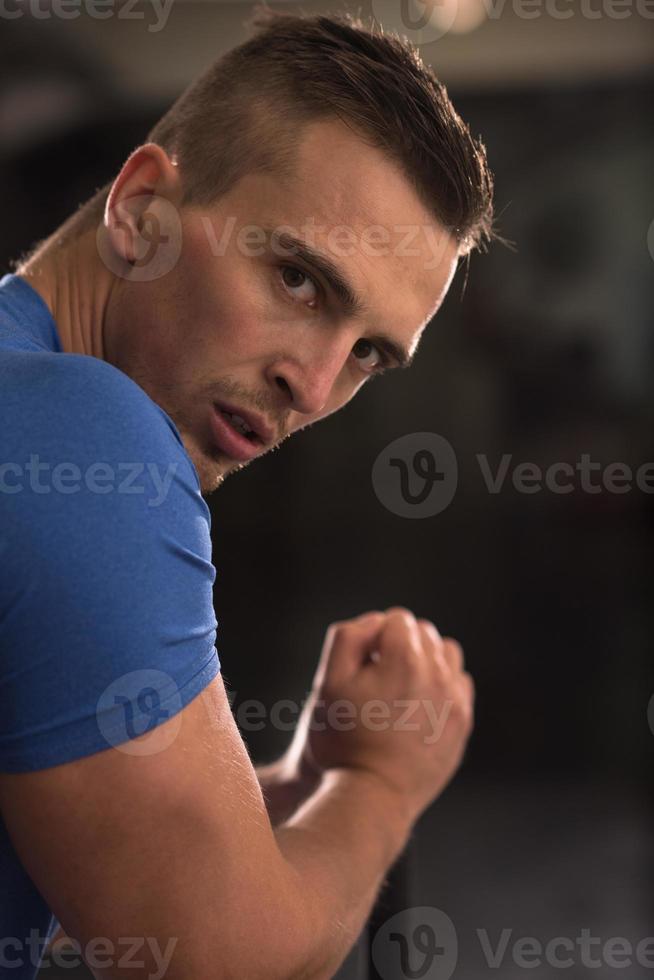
xmin=0 ymin=675 xmax=300 ymax=979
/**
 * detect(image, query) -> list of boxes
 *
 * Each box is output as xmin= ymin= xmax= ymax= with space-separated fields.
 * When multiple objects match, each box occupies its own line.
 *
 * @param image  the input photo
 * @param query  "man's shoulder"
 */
xmin=1 ymin=346 xmax=160 ymax=420
xmin=0 ymin=355 xmax=219 ymax=777
xmin=1 ymin=348 xmax=193 ymax=473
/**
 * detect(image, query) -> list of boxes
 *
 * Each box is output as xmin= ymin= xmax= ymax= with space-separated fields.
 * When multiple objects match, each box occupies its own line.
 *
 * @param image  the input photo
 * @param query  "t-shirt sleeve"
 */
xmin=0 ymin=351 xmax=220 ymax=772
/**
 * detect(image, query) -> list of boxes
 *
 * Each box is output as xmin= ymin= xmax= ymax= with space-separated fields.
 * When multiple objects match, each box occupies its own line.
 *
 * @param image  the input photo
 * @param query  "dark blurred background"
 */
xmin=2 ymin=1 xmax=652 ymax=977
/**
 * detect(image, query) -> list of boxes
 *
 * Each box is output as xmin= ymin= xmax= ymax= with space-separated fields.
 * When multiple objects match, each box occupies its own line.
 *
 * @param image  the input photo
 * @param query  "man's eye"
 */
xmin=352 ymin=338 xmax=386 ymax=374
xmin=280 ymin=265 xmax=319 ymax=305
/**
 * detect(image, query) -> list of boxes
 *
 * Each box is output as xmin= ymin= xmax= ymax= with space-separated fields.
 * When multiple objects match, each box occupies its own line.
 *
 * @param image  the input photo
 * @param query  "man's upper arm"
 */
xmin=0 ymin=354 xmax=309 ymax=976
xmin=0 ymin=675 xmax=306 ymax=979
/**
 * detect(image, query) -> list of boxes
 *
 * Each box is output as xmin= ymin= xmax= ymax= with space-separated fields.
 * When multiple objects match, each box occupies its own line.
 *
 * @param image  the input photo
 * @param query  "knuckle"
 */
xmin=443 ymin=637 xmax=464 ymax=666
xmin=449 ymin=691 xmax=467 ymax=718
xmin=325 ymin=620 xmax=347 ymax=643
xmin=384 ymin=605 xmax=416 ymax=622
xmin=449 ymin=682 xmax=473 ymax=720
xmin=336 ymin=611 xmax=384 ymax=633
xmin=457 ymin=685 xmax=475 ymax=730
xmin=461 ymin=670 xmax=475 ymax=698
xmin=417 ymin=618 xmax=441 ymax=640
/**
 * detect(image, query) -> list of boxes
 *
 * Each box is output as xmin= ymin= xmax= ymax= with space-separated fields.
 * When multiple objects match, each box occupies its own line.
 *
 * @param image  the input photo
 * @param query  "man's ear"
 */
xmin=104 ymin=143 xmax=182 ymax=265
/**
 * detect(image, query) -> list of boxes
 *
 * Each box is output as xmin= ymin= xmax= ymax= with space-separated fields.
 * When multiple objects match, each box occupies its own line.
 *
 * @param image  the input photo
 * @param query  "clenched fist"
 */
xmin=287 ymin=607 xmax=475 ymax=824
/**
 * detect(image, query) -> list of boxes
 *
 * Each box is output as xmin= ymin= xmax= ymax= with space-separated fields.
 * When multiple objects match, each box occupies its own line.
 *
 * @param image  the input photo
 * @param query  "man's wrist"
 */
xmin=318 ymin=766 xmax=415 ymax=855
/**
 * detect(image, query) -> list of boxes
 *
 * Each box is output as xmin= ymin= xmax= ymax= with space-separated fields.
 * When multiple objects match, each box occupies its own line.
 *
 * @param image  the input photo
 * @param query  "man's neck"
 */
xmin=17 ymin=230 xmax=114 ymax=361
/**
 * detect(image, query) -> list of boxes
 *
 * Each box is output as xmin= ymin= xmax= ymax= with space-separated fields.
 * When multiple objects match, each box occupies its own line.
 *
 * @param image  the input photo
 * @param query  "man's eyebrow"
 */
xmin=373 ymin=335 xmax=415 ymax=370
xmin=269 ymin=230 xmax=414 ymax=370
xmin=271 ymin=230 xmax=366 ymax=317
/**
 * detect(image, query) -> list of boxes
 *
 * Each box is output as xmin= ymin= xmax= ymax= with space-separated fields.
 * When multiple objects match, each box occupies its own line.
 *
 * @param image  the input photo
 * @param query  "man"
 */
xmin=0 ymin=8 xmax=493 ymax=979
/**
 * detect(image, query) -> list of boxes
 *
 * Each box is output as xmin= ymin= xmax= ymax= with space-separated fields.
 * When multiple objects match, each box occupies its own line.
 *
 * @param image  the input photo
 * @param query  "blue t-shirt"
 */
xmin=0 ymin=274 xmax=221 ymax=978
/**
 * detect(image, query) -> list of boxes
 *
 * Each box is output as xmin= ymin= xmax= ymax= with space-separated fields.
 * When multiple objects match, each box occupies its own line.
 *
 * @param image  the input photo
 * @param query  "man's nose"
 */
xmin=267 ymin=342 xmax=352 ymax=417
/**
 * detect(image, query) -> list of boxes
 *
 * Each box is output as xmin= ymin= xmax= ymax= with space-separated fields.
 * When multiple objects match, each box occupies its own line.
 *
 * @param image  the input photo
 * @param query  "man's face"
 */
xmin=105 ymin=118 xmax=460 ymax=495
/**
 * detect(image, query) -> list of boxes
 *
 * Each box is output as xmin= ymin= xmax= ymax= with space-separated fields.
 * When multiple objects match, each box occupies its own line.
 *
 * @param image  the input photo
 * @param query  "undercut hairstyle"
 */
xmin=58 ymin=6 xmax=496 ymax=256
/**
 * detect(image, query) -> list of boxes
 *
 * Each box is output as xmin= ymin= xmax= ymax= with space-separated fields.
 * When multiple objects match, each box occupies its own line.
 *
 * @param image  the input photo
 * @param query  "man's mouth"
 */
xmin=214 ymin=400 xmax=275 ymax=445
xmin=209 ymin=402 xmax=272 ymax=462
xmin=218 ymin=408 xmax=257 ymax=440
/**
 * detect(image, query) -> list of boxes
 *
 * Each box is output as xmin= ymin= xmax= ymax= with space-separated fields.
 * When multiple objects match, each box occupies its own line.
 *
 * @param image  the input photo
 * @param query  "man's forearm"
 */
xmin=274 ymin=767 xmax=414 ymax=980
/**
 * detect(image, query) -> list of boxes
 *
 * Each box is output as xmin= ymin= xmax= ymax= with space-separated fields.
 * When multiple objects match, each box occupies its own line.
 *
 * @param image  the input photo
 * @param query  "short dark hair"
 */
xmin=58 ymin=6 xmax=495 ymax=261
xmin=149 ymin=6 xmax=495 ymax=255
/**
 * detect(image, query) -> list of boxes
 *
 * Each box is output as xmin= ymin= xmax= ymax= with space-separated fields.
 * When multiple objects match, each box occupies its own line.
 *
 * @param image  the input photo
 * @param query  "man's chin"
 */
xmin=175 ymin=427 xmax=256 ymax=496
xmin=174 ymin=432 xmax=225 ymax=496
xmin=192 ymin=452 xmax=231 ymax=497
xmin=193 ymin=446 xmax=252 ymax=497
